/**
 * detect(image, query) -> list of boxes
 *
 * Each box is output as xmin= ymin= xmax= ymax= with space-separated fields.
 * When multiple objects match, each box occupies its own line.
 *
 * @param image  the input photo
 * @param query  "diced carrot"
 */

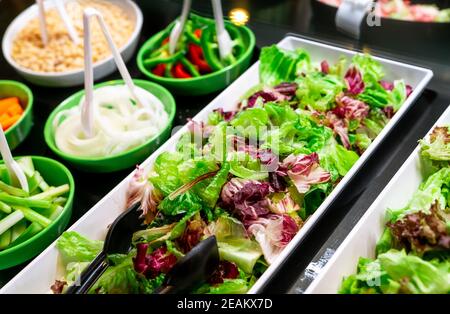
xmin=7 ymin=103 xmax=23 ymax=116
xmin=0 ymin=113 xmax=9 ymax=121
xmin=1 ymin=114 xmax=21 ymax=131
xmin=0 ymin=97 xmax=20 ymax=115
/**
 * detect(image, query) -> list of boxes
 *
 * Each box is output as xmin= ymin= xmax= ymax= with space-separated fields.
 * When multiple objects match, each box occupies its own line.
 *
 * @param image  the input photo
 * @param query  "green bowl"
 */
xmin=0 ymin=156 xmax=74 ymax=270
xmin=0 ymin=80 xmax=33 ymax=150
xmin=44 ymin=79 xmax=176 ymax=173
xmin=137 ymin=21 xmax=255 ymax=96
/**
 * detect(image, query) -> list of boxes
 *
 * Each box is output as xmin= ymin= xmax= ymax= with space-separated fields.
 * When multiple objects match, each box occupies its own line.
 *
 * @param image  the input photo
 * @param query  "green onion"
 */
xmin=0 ymin=210 xmax=25 ymax=236
xmin=49 ymin=205 xmax=64 ymax=221
xmin=12 ymin=206 xmax=51 ymax=228
xmin=0 ymin=181 xmax=28 ymax=197
xmin=0 ymin=193 xmax=52 ymax=209
xmin=0 ymin=229 xmax=11 ymax=249
xmin=33 ymin=171 xmax=50 ymax=191
xmin=11 ymin=220 xmax=27 ymax=242
xmin=7 ymin=222 xmax=43 ymax=249
xmin=53 ymin=197 xmax=67 ymax=206
xmin=29 ymin=184 xmax=69 ymax=201
xmin=0 ymin=201 xmax=12 ymax=214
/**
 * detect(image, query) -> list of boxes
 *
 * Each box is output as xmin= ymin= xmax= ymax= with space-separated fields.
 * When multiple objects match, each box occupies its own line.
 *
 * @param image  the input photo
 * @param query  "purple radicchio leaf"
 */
xmin=334 ymin=94 xmax=370 ymax=121
xmin=232 ymin=136 xmax=278 ymax=168
xmin=344 ymin=66 xmax=365 ymax=95
xmin=213 ymin=108 xmax=237 ymax=122
xmin=126 ymin=166 xmax=162 ymax=224
xmin=269 ymin=193 xmax=300 ymax=215
xmin=273 ymin=82 xmax=298 ymax=98
xmin=380 ymin=80 xmax=394 ymax=91
xmin=383 ymin=106 xmax=394 ymax=119
xmin=248 ymin=214 xmax=298 ymax=264
xmin=187 ymin=118 xmax=214 ymax=139
xmin=281 ymin=153 xmax=331 ymax=194
xmin=325 ymin=112 xmax=351 ymax=149
xmin=208 ymin=261 xmax=240 ymax=285
xmin=220 ymin=178 xmax=272 ymax=224
xmin=133 ymin=245 xmax=177 ymax=279
xmin=268 ymin=172 xmax=287 ymax=192
xmin=245 ymin=86 xmax=292 ymax=108
xmin=320 ymin=60 xmax=330 ymax=74
xmin=406 ymin=84 xmax=413 ymax=97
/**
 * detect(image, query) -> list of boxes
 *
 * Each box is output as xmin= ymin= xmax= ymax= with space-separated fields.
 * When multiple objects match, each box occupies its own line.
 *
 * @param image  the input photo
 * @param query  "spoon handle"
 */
xmin=83 ymin=8 xmax=147 ymax=109
xmin=211 ymin=0 xmax=233 ymax=59
xmin=0 ymin=126 xmax=28 ymax=192
xmin=35 ymin=0 xmax=48 ymax=46
xmin=169 ymin=0 xmax=192 ymax=54
xmin=53 ymin=0 xmax=79 ymax=44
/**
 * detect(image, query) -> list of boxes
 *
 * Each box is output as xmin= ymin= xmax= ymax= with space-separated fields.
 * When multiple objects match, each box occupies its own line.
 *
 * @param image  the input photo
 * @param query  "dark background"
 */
xmin=0 ymin=0 xmax=449 ymax=293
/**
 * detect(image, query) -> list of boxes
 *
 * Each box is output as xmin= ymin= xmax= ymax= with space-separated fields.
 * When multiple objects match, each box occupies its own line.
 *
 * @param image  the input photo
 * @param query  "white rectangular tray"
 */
xmin=0 ymin=35 xmax=433 ymax=294
xmin=305 ymin=105 xmax=450 ymax=294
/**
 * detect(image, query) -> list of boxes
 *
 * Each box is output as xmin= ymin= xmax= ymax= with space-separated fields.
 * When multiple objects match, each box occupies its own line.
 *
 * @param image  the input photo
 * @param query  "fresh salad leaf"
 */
xmin=296 ymin=72 xmax=344 ymax=111
xmin=420 ymin=126 xmax=450 ymax=161
xmin=149 ymin=152 xmax=184 ymax=196
xmin=259 ymin=45 xmax=311 ymax=86
xmin=56 ymin=231 xmax=103 ymax=265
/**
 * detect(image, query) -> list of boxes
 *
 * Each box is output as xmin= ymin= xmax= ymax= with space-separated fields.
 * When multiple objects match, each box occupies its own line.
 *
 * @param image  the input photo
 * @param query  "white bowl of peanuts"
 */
xmin=2 ymin=0 xmax=143 ymax=87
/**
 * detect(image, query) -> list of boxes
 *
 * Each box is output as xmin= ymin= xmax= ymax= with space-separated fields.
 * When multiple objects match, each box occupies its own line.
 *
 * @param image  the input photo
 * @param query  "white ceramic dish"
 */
xmin=305 ymin=105 xmax=450 ymax=294
xmin=1 ymin=0 xmax=143 ymax=87
xmin=0 ymin=36 xmax=433 ymax=294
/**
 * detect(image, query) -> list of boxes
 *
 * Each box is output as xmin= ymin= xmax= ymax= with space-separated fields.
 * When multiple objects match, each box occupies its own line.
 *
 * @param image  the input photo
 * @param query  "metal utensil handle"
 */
xmin=335 ymin=0 xmax=374 ymax=39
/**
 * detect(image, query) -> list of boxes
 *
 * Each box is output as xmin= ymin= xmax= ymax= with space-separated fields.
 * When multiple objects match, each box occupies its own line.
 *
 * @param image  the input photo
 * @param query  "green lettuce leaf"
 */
xmin=318 ymin=136 xmax=359 ymax=181
xmin=295 ymin=72 xmax=344 ymax=111
xmin=89 ymin=256 xmax=164 ymax=294
xmin=211 ymin=216 xmax=262 ymax=273
xmin=389 ymin=80 xmax=407 ymax=111
xmin=378 ymin=250 xmax=450 ymax=294
xmin=228 ymin=152 xmax=268 ymax=180
xmin=158 ymin=191 xmax=203 ymax=216
xmin=56 ymin=231 xmax=103 ymax=265
xmin=420 ymin=126 xmax=450 ymax=161
xmin=230 ymin=107 xmax=269 ymax=139
xmin=352 ymin=54 xmax=385 ymax=83
xmin=149 ymin=152 xmax=184 ymax=196
xmin=259 ymin=45 xmax=311 ymax=86
xmin=387 ymin=167 xmax=450 ymax=221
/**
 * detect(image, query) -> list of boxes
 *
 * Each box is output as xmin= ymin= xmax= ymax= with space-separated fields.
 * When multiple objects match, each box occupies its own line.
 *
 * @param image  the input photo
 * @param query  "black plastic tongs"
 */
xmin=65 ymin=202 xmax=220 ymax=294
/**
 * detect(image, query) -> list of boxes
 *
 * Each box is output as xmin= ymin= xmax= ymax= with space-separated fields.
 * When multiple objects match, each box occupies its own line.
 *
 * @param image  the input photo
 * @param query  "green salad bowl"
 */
xmin=0 ymin=80 xmax=33 ymax=150
xmin=137 ymin=18 xmax=255 ymax=96
xmin=0 ymin=156 xmax=74 ymax=270
xmin=44 ymin=79 xmax=176 ymax=173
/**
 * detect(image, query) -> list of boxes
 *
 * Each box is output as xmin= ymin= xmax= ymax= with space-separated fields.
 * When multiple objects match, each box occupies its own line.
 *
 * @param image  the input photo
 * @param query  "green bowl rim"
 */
xmin=0 ymin=155 xmax=75 ymax=258
xmin=44 ymin=79 xmax=176 ymax=162
xmin=136 ymin=21 xmax=256 ymax=83
xmin=0 ymin=80 xmax=33 ymax=137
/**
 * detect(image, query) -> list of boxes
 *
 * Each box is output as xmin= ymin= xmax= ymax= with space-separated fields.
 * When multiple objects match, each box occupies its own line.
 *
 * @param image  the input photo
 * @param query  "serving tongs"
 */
xmin=65 ymin=202 xmax=220 ymax=294
xmin=0 ymin=126 xmax=28 ymax=193
xmin=169 ymin=0 xmax=234 ymax=60
xmin=81 ymin=8 xmax=158 ymax=138
xmin=36 ymin=0 xmax=79 ymax=46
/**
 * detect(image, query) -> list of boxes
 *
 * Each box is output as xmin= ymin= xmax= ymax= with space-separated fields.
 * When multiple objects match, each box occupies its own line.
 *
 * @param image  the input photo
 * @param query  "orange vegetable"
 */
xmin=0 ymin=97 xmax=23 ymax=131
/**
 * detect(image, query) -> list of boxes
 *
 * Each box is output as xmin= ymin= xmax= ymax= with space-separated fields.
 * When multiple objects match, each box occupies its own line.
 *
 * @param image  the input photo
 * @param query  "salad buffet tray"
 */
xmin=306 ymin=103 xmax=450 ymax=294
xmin=0 ymin=35 xmax=432 ymax=294
xmin=311 ymin=0 xmax=450 ymax=59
